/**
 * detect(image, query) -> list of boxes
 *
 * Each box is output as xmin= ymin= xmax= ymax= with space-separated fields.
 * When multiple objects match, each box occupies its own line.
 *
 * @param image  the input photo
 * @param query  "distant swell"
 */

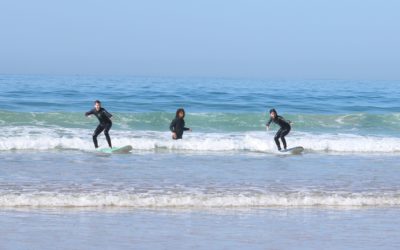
xmin=1 ymin=191 xmax=400 ymax=208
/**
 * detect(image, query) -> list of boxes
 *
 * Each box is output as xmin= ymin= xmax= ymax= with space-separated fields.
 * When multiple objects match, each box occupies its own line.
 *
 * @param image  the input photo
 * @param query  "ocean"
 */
xmin=0 ymin=75 xmax=399 ymax=249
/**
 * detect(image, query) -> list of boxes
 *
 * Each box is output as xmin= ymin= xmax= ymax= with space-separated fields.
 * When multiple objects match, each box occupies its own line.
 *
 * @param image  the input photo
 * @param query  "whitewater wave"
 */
xmin=1 ymin=190 xmax=399 ymax=208
xmin=1 ymin=126 xmax=400 ymax=153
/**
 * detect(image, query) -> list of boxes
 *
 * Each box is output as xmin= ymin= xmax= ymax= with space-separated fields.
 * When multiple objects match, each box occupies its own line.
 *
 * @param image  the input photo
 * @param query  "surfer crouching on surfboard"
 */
xmin=85 ymin=100 xmax=113 ymax=148
xmin=170 ymin=108 xmax=192 ymax=140
xmin=266 ymin=108 xmax=292 ymax=151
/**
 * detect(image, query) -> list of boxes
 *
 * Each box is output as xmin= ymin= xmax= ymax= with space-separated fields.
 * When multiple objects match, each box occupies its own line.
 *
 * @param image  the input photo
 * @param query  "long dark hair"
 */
xmin=269 ymin=108 xmax=277 ymax=116
xmin=175 ymin=108 xmax=185 ymax=118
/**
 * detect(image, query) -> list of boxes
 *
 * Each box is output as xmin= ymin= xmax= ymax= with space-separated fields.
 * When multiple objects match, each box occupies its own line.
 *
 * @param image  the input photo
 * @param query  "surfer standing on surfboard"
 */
xmin=266 ymin=108 xmax=292 ymax=151
xmin=85 ymin=100 xmax=113 ymax=148
xmin=170 ymin=108 xmax=192 ymax=140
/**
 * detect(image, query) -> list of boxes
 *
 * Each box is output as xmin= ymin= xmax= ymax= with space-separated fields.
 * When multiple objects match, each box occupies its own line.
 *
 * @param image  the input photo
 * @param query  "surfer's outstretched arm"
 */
xmin=85 ymin=109 xmax=95 ymax=117
xmin=266 ymin=117 xmax=272 ymax=130
xmin=266 ymin=118 xmax=272 ymax=126
xmin=170 ymin=118 xmax=177 ymax=139
xmin=169 ymin=119 xmax=177 ymax=132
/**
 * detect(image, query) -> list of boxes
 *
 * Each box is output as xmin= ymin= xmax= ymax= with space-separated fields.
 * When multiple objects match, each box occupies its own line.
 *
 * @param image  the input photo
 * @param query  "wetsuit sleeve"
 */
xmin=183 ymin=127 xmax=190 ymax=131
xmin=103 ymin=109 xmax=112 ymax=118
xmin=266 ymin=118 xmax=272 ymax=126
xmin=282 ymin=117 xmax=291 ymax=125
xmin=278 ymin=117 xmax=291 ymax=127
xmin=85 ymin=109 xmax=94 ymax=116
xmin=169 ymin=119 xmax=177 ymax=132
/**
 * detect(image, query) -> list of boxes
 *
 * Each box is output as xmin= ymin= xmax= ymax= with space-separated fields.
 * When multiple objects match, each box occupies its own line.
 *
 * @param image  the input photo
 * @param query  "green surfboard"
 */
xmin=279 ymin=146 xmax=304 ymax=155
xmin=96 ymin=145 xmax=133 ymax=154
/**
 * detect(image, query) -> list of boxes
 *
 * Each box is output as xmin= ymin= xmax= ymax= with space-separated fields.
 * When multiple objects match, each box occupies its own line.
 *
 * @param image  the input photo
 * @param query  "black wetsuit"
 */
xmin=266 ymin=115 xmax=291 ymax=150
xmin=169 ymin=118 xmax=189 ymax=139
xmin=85 ymin=108 xmax=112 ymax=148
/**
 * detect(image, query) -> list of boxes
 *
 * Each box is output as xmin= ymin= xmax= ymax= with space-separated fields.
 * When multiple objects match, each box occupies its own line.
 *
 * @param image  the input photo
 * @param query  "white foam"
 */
xmin=1 ymin=191 xmax=399 ymax=208
xmin=1 ymin=126 xmax=400 ymax=153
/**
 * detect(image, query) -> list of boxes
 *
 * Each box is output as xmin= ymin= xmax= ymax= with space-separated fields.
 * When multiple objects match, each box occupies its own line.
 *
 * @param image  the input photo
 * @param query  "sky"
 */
xmin=0 ymin=0 xmax=399 ymax=79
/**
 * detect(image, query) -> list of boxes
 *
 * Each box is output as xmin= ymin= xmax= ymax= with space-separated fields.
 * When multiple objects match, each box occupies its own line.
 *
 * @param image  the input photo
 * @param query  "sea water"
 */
xmin=0 ymin=75 xmax=399 ymax=249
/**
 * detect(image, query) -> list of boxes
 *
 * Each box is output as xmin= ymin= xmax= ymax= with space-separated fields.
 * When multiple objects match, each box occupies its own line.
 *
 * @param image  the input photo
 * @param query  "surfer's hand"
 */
xmin=266 ymin=126 xmax=269 ymax=131
xmin=189 ymin=128 xmax=192 ymax=132
xmin=172 ymin=132 xmax=177 ymax=139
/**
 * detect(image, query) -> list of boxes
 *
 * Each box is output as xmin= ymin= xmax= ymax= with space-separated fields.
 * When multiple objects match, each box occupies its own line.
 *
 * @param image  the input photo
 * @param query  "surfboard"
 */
xmin=96 ymin=145 xmax=133 ymax=154
xmin=279 ymin=146 xmax=304 ymax=154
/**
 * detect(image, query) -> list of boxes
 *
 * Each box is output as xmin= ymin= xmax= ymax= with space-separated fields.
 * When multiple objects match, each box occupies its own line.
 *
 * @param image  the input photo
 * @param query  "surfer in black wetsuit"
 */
xmin=170 ymin=108 xmax=192 ymax=140
xmin=85 ymin=100 xmax=112 ymax=148
xmin=266 ymin=108 xmax=292 ymax=151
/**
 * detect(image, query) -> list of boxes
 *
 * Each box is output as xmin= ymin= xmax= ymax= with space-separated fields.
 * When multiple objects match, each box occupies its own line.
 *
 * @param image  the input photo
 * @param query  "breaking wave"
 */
xmin=1 ymin=190 xmax=399 ymax=208
xmin=1 ymin=126 xmax=400 ymax=154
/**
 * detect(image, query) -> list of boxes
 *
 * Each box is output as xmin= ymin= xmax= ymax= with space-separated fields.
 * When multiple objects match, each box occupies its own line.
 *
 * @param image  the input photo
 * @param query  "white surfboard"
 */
xmin=279 ymin=146 xmax=304 ymax=154
xmin=97 ymin=145 xmax=133 ymax=154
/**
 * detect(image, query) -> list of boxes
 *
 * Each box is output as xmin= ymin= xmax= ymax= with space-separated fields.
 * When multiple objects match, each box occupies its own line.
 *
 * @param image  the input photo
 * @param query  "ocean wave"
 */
xmin=1 ymin=190 xmax=399 ymax=208
xmin=1 ymin=127 xmax=400 ymax=153
xmin=1 ymin=110 xmax=399 ymax=133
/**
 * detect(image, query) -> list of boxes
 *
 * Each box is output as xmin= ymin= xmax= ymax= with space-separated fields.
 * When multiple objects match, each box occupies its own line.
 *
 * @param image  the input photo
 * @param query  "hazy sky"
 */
xmin=0 ymin=0 xmax=399 ymax=79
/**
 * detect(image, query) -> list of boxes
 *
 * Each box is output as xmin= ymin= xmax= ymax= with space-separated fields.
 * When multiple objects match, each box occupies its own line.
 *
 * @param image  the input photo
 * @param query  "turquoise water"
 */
xmin=1 ymin=75 xmax=400 ymax=249
xmin=2 ymin=110 xmax=400 ymax=135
